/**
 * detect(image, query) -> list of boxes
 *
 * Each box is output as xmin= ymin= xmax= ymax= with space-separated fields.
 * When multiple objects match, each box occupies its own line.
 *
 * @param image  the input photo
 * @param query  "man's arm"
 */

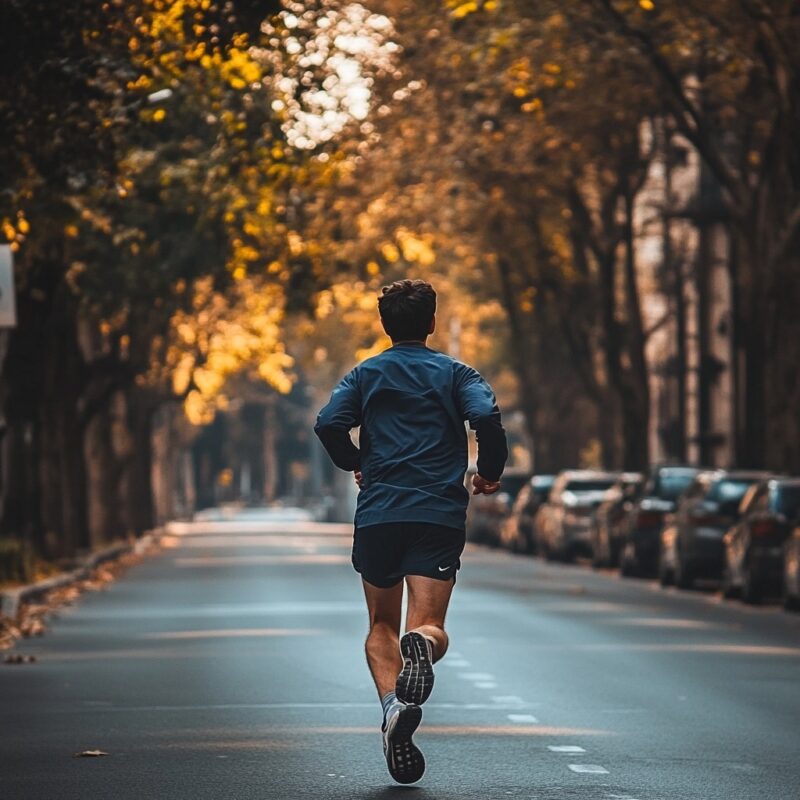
xmin=454 ymin=364 xmax=509 ymax=488
xmin=314 ymin=369 xmax=362 ymax=472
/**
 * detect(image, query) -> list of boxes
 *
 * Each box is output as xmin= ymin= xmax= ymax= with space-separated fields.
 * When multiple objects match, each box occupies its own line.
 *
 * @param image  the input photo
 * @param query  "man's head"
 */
xmin=378 ymin=279 xmax=437 ymax=343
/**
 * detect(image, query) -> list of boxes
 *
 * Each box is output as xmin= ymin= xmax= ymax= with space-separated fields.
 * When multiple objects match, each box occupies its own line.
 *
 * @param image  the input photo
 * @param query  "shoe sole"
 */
xmin=384 ymin=704 xmax=424 ymax=784
xmin=396 ymin=631 xmax=434 ymax=705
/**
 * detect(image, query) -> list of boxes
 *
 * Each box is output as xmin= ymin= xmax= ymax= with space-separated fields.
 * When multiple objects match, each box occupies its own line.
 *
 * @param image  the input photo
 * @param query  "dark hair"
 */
xmin=378 ymin=279 xmax=437 ymax=341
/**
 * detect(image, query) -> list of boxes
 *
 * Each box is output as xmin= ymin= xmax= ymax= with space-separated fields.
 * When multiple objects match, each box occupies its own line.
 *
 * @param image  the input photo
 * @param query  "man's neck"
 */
xmin=392 ymin=339 xmax=427 ymax=346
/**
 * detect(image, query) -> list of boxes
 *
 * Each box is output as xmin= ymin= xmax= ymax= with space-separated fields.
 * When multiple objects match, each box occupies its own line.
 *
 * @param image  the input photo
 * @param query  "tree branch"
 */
xmin=768 ymin=202 xmax=800 ymax=270
xmin=594 ymin=0 xmax=748 ymax=215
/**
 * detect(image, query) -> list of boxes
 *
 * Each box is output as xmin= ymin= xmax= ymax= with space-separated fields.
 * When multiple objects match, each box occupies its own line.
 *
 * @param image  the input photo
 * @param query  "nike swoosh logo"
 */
xmin=438 ymin=565 xmax=454 ymax=572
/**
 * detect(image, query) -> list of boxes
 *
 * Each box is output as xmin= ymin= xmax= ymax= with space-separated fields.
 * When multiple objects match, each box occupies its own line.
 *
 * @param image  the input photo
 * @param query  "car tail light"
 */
xmin=636 ymin=511 xmax=662 ymax=528
xmin=752 ymin=519 xmax=777 ymax=537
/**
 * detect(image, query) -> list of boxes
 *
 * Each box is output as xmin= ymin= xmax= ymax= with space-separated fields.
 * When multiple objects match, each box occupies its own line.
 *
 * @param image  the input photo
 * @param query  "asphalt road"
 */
xmin=2 ymin=514 xmax=799 ymax=800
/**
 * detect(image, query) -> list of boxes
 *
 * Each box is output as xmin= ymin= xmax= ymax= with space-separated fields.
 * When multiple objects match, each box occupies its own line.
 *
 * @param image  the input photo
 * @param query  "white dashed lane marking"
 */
xmin=568 ymin=763 xmax=610 ymax=774
xmin=447 ymin=652 xmax=615 ymax=782
xmin=87 ymin=701 xmax=534 ymax=713
xmin=507 ymin=713 xmax=539 ymax=723
xmin=459 ymin=672 xmax=495 ymax=681
xmin=492 ymin=695 xmax=525 ymax=706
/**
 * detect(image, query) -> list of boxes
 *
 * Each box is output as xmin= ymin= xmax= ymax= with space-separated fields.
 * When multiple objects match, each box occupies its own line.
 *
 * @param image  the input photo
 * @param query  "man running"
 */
xmin=314 ymin=279 xmax=508 ymax=784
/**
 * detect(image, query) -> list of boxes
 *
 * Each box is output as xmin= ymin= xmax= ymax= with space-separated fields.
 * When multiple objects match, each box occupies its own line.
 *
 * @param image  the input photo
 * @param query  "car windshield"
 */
xmin=501 ymin=476 xmax=530 ymax=499
xmin=564 ymin=479 xmax=616 ymax=492
xmin=706 ymin=478 xmax=758 ymax=505
xmin=532 ymin=477 xmax=555 ymax=498
xmin=653 ymin=470 xmax=697 ymax=500
xmin=773 ymin=486 xmax=800 ymax=519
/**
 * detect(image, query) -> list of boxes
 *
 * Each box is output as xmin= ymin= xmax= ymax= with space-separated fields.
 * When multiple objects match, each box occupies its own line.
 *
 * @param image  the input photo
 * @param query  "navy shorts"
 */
xmin=352 ymin=522 xmax=467 ymax=589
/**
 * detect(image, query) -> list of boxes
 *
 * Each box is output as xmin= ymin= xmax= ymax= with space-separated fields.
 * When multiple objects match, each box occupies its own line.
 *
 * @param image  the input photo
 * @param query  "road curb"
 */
xmin=0 ymin=529 xmax=162 ymax=622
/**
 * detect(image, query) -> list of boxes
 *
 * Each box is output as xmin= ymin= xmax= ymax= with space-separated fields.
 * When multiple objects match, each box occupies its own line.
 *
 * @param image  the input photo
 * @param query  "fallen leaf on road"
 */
xmin=0 ymin=543 xmax=158 ymax=651
xmin=73 ymin=750 xmax=109 ymax=757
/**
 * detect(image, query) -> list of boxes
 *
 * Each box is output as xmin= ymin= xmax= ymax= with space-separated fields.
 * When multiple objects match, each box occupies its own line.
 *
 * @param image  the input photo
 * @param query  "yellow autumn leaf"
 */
xmin=381 ymin=242 xmax=400 ymax=263
xmin=452 ymin=2 xmax=479 ymax=19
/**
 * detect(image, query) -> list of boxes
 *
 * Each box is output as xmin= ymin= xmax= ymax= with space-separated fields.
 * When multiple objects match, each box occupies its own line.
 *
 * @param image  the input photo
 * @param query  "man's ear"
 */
xmin=429 ymin=315 xmax=436 ymax=335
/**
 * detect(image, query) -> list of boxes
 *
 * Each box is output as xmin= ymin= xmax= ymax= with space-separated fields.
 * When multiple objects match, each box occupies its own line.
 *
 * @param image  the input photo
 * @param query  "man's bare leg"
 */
xmin=361 ymin=579 xmax=403 ymax=698
xmin=395 ymin=575 xmax=455 ymax=705
xmin=362 ymin=578 xmax=425 ymax=784
xmin=405 ymin=574 xmax=455 ymax=662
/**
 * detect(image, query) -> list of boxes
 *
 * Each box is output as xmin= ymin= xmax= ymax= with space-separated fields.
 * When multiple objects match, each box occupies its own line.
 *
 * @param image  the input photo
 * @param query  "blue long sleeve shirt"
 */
xmin=314 ymin=342 xmax=508 ymax=530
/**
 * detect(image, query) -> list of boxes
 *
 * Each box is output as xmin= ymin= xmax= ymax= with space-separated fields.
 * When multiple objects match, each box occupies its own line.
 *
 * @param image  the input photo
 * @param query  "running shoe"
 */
xmin=382 ymin=701 xmax=424 ymax=784
xmin=395 ymin=631 xmax=435 ymax=705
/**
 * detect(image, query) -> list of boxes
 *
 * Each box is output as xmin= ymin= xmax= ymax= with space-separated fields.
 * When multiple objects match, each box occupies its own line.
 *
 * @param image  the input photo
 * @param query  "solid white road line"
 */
xmin=475 ymin=681 xmax=498 ymax=689
xmin=548 ymin=745 xmax=586 ymax=753
xmin=460 ymin=672 xmax=495 ymax=681
xmin=507 ymin=714 xmax=539 ymax=723
xmin=568 ymin=763 xmax=609 ymax=774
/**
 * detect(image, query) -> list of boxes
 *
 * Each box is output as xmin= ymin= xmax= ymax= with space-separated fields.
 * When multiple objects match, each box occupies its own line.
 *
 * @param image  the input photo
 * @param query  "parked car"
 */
xmin=466 ymin=467 xmax=531 ymax=546
xmin=721 ymin=478 xmax=800 ymax=603
xmin=658 ymin=469 xmax=770 ymax=589
xmin=499 ymin=474 xmax=556 ymax=553
xmin=590 ymin=472 xmax=644 ymax=568
xmin=618 ymin=465 xmax=700 ymax=577
xmin=783 ymin=525 xmax=800 ymax=611
xmin=537 ymin=470 xmax=618 ymax=562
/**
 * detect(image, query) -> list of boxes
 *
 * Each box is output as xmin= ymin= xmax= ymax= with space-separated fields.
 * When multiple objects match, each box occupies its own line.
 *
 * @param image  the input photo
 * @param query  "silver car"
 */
xmin=538 ymin=470 xmax=619 ymax=562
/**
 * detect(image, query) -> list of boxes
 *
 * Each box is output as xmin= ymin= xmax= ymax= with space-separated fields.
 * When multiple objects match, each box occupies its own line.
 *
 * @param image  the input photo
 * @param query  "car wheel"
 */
xmin=591 ymin=530 xmax=606 ymax=569
xmin=783 ymin=588 xmax=800 ymax=612
xmin=658 ymin=556 xmax=673 ymax=587
xmin=741 ymin=564 xmax=761 ymax=605
xmin=674 ymin=551 xmax=694 ymax=590
xmin=620 ymin=554 xmax=638 ymax=578
xmin=721 ymin=565 xmax=740 ymax=599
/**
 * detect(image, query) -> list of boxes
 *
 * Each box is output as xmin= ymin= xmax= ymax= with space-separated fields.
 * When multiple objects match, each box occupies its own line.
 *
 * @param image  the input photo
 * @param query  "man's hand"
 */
xmin=354 ymin=470 xmax=364 ymax=489
xmin=472 ymin=474 xmax=501 ymax=495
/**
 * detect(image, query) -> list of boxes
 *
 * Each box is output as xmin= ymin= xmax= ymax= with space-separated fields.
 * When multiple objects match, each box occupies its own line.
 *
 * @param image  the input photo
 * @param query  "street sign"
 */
xmin=0 ymin=245 xmax=17 ymax=327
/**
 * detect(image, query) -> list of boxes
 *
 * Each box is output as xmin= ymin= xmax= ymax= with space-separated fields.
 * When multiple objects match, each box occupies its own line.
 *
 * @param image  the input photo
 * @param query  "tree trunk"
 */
xmin=494 ymin=256 xmax=540 ymax=461
xmin=0 ymin=326 xmax=41 ymax=552
xmin=263 ymin=399 xmax=278 ymax=502
xmin=39 ymin=296 xmax=90 ymax=559
xmin=150 ymin=404 xmax=180 ymax=526
xmin=733 ymin=226 xmax=767 ymax=469
xmin=764 ymin=257 xmax=800 ymax=471
xmin=122 ymin=386 xmax=156 ymax=536
xmin=621 ymin=189 xmax=651 ymax=471
xmin=84 ymin=397 xmax=126 ymax=546
xmin=674 ymin=260 xmax=688 ymax=461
